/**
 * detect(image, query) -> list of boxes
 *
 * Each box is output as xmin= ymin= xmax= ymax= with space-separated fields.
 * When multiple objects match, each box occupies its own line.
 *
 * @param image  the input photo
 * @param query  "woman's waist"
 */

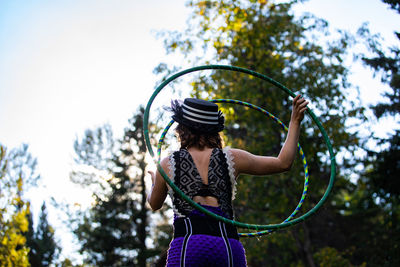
xmin=173 ymin=205 xmax=238 ymax=240
xmin=193 ymin=195 xmax=219 ymax=207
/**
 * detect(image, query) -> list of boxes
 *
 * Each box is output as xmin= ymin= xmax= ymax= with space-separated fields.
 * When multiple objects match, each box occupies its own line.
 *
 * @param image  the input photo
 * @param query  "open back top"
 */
xmin=167 ymin=147 xmax=237 ymax=219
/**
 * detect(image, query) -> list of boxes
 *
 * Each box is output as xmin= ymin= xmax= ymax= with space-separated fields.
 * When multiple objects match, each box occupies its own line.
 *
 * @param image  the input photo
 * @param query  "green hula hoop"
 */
xmin=143 ymin=65 xmax=336 ymax=231
xmin=157 ymin=99 xmax=310 ymax=237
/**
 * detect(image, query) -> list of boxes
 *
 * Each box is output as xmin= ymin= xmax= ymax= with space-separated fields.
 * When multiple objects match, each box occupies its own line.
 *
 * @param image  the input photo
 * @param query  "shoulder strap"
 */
xmin=218 ymin=148 xmax=231 ymax=190
xmin=172 ymin=150 xmax=181 ymax=191
xmin=171 ymin=150 xmax=190 ymax=217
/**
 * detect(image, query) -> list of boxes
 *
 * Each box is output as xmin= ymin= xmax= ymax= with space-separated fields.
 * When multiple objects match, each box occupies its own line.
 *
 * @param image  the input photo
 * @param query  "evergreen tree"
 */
xmin=71 ymin=107 xmax=166 ymax=266
xmin=353 ymin=0 xmax=400 ymax=264
xmin=26 ymin=202 xmax=59 ymax=266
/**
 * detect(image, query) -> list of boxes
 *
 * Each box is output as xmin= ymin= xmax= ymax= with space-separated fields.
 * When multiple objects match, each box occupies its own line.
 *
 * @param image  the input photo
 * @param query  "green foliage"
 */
xmin=358 ymin=0 xmax=399 ymax=120
xmin=381 ymin=0 xmax=400 ymax=11
xmin=0 ymin=143 xmax=59 ymax=266
xmin=26 ymin=202 xmax=60 ymax=266
xmin=350 ymin=1 xmax=400 ymax=265
xmin=313 ymin=247 xmax=358 ymax=267
xmin=70 ymin=107 xmax=171 ymax=266
xmin=155 ymin=0 xmax=371 ymax=266
xmin=0 ymin=145 xmax=32 ymax=266
xmin=59 ymin=258 xmax=93 ymax=267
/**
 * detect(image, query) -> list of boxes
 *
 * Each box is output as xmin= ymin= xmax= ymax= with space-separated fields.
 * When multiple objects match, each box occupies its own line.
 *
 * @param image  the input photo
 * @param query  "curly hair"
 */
xmin=175 ymin=124 xmax=223 ymax=149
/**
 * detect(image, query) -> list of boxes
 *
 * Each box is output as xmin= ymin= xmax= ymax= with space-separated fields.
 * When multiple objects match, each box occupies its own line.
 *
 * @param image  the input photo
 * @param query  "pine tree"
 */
xmin=71 ymin=107 xmax=164 ymax=266
xmin=26 ymin=202 xmax=59 ymax=266
xmin=353 ymin=0 xmax=400 ymax=264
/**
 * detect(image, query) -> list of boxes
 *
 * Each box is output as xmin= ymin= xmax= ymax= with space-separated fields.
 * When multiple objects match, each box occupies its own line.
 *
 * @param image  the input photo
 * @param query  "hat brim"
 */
xmin=172 ymin=115 xmax=224 ymax=134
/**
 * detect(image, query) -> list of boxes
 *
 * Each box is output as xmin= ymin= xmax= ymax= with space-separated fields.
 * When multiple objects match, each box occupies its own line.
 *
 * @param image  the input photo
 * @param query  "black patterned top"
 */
xmin=167 ymin=147 xmax=237 ymax=219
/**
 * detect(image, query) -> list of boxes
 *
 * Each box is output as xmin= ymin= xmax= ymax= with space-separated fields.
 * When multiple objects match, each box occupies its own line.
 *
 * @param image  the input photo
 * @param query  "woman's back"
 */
xmin=186 ymin=147 xmax=220 ymax=207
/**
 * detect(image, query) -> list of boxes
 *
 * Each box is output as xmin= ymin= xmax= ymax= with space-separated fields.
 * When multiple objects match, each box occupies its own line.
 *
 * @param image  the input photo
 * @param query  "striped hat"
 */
xmin=171 ymin=98 xmax=224 ymax=133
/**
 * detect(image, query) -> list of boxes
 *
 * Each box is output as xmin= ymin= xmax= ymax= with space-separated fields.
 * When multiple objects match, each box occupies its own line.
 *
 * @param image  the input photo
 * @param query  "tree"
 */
xmin=353 ymin=0 xmax=400 ymax=264
xmin=70 ymin=107 xmax=169 ymax=266
xmin=26 ymin=202 xmax=60 ymax=266
xmin=156 ymin=0 xmax=367 ymax=265
xmin=0 ymin=144 xmax=39 ymax=266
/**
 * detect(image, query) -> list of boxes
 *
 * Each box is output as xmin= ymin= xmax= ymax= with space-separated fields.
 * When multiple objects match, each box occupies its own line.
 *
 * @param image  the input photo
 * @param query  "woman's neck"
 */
xmin=186 ymin=145 xmax=213 ymax=151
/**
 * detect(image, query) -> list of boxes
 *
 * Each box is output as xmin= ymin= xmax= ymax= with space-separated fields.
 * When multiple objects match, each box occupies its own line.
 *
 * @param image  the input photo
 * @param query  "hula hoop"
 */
xmin=157 ymin=99 xmax=310 ymax=237
xmin=143 ymin=65 xmax=336 ymax=231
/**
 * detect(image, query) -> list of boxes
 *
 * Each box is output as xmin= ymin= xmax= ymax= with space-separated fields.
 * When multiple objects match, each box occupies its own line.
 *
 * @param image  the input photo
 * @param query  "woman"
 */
xmin=148 ymin=95 xmax=308 ymax=267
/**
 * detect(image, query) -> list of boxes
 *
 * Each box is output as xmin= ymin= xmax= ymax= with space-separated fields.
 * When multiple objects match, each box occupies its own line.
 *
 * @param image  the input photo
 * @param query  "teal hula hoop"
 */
xmin=157 ymin=99 xmax=310 ymax=237
xmin=143 ymin=65 xmax=336 ymax=231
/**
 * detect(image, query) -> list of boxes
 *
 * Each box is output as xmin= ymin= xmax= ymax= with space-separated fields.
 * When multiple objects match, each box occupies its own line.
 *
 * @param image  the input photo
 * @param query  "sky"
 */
xmin=1 ymin=0 xmax=399 ymax=262
xmin=0 ymin=0 xmax=191 ymax=206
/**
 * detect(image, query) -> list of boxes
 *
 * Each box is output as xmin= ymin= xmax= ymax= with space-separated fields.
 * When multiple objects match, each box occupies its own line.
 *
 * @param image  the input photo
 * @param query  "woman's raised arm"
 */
xmin=232 ymin=95 xmax=309 ymax=176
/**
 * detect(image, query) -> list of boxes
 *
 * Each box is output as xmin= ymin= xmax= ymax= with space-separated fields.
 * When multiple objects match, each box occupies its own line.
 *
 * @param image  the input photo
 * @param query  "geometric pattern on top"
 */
xmin=171 ymin=148 xmax=234 ymax=219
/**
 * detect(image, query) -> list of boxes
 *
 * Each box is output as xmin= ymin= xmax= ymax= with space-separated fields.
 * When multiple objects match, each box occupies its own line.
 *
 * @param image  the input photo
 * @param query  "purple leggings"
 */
xmin=166 ymin=206 xmax=247 ymax=267
xmin=167 ymin=235 xmax=247 ymax=267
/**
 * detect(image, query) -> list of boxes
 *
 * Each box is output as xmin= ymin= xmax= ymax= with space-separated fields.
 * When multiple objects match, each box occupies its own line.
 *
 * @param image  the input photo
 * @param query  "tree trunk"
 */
xmin=302 ymin=223 xmax=316 ymax=267
xmin=291 ymin=223 xmax=316 ymax=267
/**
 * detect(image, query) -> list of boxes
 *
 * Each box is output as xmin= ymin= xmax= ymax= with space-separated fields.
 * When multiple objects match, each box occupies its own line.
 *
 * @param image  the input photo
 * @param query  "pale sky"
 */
xmin=0 ymin=0 xmax=399 ymax=262
xmin=0 ymin=0 xmax=190 ymax=205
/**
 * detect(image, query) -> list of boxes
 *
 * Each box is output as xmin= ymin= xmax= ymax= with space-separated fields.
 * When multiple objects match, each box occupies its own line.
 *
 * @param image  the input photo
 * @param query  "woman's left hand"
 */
xmin=291 ymin=95 xmax=309 ymax=124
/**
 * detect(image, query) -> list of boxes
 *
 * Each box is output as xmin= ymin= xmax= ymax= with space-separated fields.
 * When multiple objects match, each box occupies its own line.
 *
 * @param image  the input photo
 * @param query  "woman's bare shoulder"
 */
xmin=225 ymin=148 xmax=252 ymax=168
xmin=228 ymin=147 xmax=252 ymax=159
xmin=158 ymin=154 xmax=173 ymax=170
